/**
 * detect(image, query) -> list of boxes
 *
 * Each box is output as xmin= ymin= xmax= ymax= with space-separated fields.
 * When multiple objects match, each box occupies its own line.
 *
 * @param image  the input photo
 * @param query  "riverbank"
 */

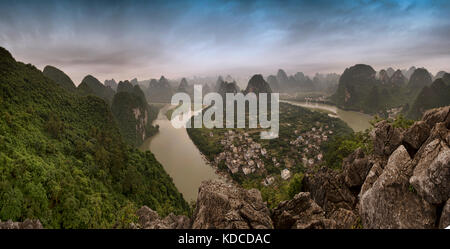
xmin=282 ymin=100 xmax=373 ymax=132
xmin=139 ymin=105 xmax=221 ymax=202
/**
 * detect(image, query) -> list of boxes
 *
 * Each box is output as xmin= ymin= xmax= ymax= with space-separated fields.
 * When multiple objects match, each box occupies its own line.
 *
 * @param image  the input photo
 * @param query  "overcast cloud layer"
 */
xmin=0 ymin=0 xmax=449 ymax=84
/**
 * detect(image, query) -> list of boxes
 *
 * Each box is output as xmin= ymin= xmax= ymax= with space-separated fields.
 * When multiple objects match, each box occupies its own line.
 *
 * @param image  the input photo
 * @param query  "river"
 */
xmin=140 ymin=101 xmax=372 ymax=202
xmin=283 ymin=100 xmax=373 ymax=132
xmin=139 ymin=105 xmax=219 ymax=202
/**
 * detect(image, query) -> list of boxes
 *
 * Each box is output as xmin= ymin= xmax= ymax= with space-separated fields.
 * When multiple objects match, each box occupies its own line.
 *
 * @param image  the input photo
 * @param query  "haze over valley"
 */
xmin=0 ymin=0 xmax=449 ymax=231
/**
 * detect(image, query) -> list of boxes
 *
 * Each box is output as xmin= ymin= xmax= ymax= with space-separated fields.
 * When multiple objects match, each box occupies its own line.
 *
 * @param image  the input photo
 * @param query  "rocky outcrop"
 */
xmin=402 ymin=121 xmax=431 ymax=154
xmin=271 ymin=192 xmax=336 ymax=229
xmin=342 ymin=148 xmax=372 ymax=188
xmin=372 ymin=120 xmax=404 ymax=158
xmin=409 ymin=139 xmax=449 ymax=204
xmin=0 ymin=219 xmax=43 ymax=229
xmin=136 ymin=206 xmax=190 ymax=229
xmin=303 ymin=167 xmax=356 ymax=214
xmin=359 ymin=146 xmax=436 ymax=228
xmin=358 ymin=106 xmax=450 ymax=228
xmin=191 ymin=180 xmax=273 ymax=229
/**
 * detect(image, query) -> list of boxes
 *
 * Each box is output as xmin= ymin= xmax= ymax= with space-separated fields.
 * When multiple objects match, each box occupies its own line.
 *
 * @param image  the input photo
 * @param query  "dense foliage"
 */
xmin=187 ymin=102 xmax=353 ymax=207
xmin=322 ymin=131 xmax=372 ymax=170
xmin=0 ymin=48 xmax=189 ymax=228
xmin=112 ymin=81 xmax=159 ymax=146
xmin=77 ymin=75 xmax=115 ymax=104
xmin=42 ymin=65 xmax=76 ymax=92
xmin=406 ymin=75 xmax=450 ymax=119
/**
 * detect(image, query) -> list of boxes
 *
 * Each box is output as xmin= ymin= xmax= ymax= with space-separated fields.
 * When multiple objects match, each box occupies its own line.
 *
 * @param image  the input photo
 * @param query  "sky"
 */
xmin=0 ymin=0 xmax=449 ymax=84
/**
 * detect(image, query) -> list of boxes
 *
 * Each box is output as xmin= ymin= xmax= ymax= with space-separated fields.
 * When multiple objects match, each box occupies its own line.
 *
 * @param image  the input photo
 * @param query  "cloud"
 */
xmin=0 ymin=0 xmax=449 ymax=83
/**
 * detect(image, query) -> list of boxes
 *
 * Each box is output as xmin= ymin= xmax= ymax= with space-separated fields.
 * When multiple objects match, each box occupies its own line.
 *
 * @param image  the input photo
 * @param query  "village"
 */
xmin=210 ymin=120 xmax=335 ymax=186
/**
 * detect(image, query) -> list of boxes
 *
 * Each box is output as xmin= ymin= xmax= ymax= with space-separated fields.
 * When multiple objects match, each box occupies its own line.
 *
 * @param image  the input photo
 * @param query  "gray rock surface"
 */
xmin=0 ymin=219 xmax=43 ymax=229
xmin=342 ymin=148 xmax=372 ymax=188
xmin=136 ymin=206 xmax=191 ymax=229
xmin=191 ymin=180 xmax=273 ymax=229
xmin=359 ymin=145 xmax=436 ymax=228
xmin=271 ymin=192 xmax=336 ymax=229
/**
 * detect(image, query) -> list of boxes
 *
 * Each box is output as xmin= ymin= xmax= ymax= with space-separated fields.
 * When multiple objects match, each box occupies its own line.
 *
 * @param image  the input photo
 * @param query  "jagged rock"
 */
xmin=192 ymin=180 xmax=273 ymax=229
xmin=359 ymin=160 xmax=385 ymax=197
xmin=402 ymin=121 xmax=431 ymax=153
xmin=421 ymin=106 xmax=450 ymax=129
xmin=359 ymin=145 xmax=436 ymax=228
xmin=329 ymin=208 xmax=360 ymax=229
xmin=342 ymin=148 xmax=372 ymax=187
xmin=136 ymin=206 xmax=191 ymax=229
xmin=271 ymin=192 xmax=336 ymax=229
xmin=372 ymin=120 xmax=403 ymax=158
xmin=439 ymin=199 xmax=450 ymax=229
xmin=0 ymin=219 xmax=43 ymax=229
xmin=303 ymin=167 xmax=356 ymax=214
xmin=409 ymin=138 xmax=450 ymax=204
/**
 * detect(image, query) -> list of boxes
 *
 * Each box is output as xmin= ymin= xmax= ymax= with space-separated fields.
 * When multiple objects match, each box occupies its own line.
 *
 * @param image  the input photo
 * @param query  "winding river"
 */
xmin=140 ymin=101 xmax=372 ymax=201
xmin=283 ymin=100 xmax=373 ymax=132
xmin=139 ymin=105 xmax=219 ymax=202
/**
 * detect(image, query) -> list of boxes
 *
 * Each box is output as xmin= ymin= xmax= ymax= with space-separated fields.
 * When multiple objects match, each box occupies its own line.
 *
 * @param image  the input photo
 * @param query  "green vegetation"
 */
xmin=406 ymin=76 xmax=450 ymax=120
xmin=330 ymin=64 xmax=423 ymax=116
xmin=322 ymin=131 xmax=372 ymax=170
xmin=43 ymin=65 xmax=76 ymax=92
xmin=187 ymin=102 xmax=353 ymax=207
xmin=0 ymin=47 xmax=189 ymax=228
xmin=111 ymin=81 xmax=159 ymax=147
xmin=77 ymin=75 xmax=115 ymax=104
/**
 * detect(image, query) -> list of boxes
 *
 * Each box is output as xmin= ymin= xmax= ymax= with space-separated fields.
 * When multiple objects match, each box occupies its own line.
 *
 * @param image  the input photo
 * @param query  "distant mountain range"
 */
xmin=330 ymin=63 xmax=449 ymax=118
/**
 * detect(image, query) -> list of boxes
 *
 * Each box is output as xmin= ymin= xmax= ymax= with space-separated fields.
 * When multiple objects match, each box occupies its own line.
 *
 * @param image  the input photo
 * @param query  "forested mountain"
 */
xmin=244 ymin=74 xmax=272 ymax=94
xmin=0 ymin=47 xmax=188 ymax=228
xmin=408 ymin=68 xmax=433 ymax=91
xmin=104 ymin=79 xmax=118 ymax=91
xmin=330 ymin=64 xmax=441 ymax=116
xmin=77 ymin=75 xmax=115 ymax=104
xmin=42 ymin=65 xmax=76 ymax=92
xmin=112 ymin=81 xmax=159 ymax=146
xmin=407 ymin=73 xmax=450 ymax=119
xmin=145 ymin=76 xmax=173 ymax=103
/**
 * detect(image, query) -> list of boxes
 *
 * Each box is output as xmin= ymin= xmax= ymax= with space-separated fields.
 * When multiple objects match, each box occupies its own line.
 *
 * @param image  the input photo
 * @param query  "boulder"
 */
xmin=359 ymin=146 xmax=436 ymax=228
xmin=136 ymin=206 xmax=191 ymax=229
xmin=271 ymin=192 xmax=336 ymax=229
xmin=409 ymin=138 xmax=450 ymax=204
xmin=303 ymin=167 xmax=356 ymax=213
xmin=402 ymin=121 xmax=431 ymax=153
xmin=342 ymin=148 xmax=372 ymax=188
xmin=329 ymin=208 xmax=360 ymax=229
xmin=359 ymin=160 xmax=384 ymax=197
xmin=372 ymin=120 xmax=403 ymax=158
xmin=192 ymin=180 xmax=273 ymax=229
xmin=421 ymin=106 xmax=450 ymax=129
